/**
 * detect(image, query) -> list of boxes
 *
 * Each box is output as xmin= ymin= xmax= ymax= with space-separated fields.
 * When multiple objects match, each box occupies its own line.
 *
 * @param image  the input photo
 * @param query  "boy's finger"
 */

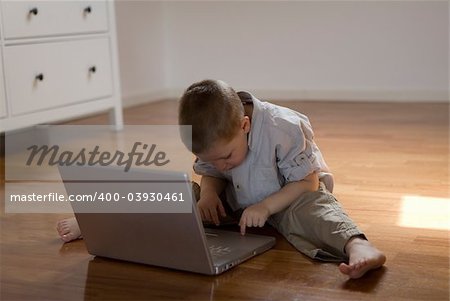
xmin=239 ymin=217 xmax=246 ymax=235
xmin=197 ymin=205 xmax=206 ymax=221
xmin=203 ymin=208 xmax=212 ymax=222
xmin=240 ymin=223 xmax=246 ymax=235
xmin=218 ymin=202 xmax=227 ymax=217
xmin=210 ymin=208 xmax=220 ymax=225
xmin=258 ymin=218 xmax=265 ymax=227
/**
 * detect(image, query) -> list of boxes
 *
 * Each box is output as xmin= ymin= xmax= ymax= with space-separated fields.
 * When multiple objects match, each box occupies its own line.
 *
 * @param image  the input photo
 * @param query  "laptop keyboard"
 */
xmin=209 ymin=245 xmax=232 ymax=258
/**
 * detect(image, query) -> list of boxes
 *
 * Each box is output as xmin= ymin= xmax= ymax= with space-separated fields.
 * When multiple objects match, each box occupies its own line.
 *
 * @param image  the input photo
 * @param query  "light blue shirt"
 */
xmin=194 ymin=92 xmax=331 ymax=210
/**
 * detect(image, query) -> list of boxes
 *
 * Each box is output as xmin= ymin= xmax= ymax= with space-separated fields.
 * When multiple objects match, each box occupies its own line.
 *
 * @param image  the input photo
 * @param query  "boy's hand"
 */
xmin=197 ymin=193 xmax=227 ymax=226
xmin=239 ymin=203 xmax=270 ymax=235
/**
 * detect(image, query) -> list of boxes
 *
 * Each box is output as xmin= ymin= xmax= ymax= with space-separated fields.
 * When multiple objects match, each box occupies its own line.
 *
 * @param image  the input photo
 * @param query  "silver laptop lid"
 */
xmin=59 ymin=165 xmax=216 ymax=275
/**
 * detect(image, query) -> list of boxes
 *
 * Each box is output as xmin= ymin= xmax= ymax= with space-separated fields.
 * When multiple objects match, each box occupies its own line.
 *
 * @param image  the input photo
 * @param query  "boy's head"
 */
xmin=178 ymin=79 xmax=250 ymax=171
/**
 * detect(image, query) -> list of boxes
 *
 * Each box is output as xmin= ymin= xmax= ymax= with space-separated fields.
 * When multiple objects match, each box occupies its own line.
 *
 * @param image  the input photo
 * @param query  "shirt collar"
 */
xmin=237 ymin=91 xmax=264 ymax=152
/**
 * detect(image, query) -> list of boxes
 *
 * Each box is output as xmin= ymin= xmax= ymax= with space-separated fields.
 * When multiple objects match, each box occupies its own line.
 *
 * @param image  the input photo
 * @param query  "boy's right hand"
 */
xmin=197 ymin=192 xmax=227 ymax=226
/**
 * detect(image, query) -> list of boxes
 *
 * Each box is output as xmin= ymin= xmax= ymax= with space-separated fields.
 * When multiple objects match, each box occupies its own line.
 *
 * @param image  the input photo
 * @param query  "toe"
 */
xmin=339 ymin=263 xmax=352 ymax=275
xmin=56 ymin=221 xmax=67 ymax=231
xmin=57 ymin=227 xmax=69 ymax=236
xmin=61 ymin=234 xmax=73 ymax=242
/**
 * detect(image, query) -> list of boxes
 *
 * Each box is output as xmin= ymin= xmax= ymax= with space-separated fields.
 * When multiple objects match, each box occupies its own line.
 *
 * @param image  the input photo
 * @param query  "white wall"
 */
xmin=115 ymin=1 xmax=448 ymax=104
xmin=115 ymin=1 xmax=166 ymax=107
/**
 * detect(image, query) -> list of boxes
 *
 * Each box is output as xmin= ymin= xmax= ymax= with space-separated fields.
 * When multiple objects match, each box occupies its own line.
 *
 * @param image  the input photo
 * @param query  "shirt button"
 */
xmin=236 ymin=184 xmax=240 ymax=190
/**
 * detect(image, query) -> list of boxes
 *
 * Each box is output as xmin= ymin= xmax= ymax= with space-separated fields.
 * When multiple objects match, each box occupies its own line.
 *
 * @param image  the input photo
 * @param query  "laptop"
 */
xmin=59 ymin=165 xmax=276 ymax=275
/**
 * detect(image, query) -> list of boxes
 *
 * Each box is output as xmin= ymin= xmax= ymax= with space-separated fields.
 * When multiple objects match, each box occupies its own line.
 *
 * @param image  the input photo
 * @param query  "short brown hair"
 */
xmin=178 ymin=79 xmax=244 ymax=154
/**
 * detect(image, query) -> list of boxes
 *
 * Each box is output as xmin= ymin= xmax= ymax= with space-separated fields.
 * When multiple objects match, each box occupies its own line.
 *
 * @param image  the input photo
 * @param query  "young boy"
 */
xmin=57 ymin=79 xmax=385 ymax=278
xmin=178 ymin=79 xmax=385 ymax=279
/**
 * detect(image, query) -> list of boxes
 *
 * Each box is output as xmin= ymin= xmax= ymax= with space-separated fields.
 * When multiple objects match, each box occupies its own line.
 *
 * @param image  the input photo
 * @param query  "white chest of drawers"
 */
xmin=0 ymin=0 xmax=123 ymax=132
xmin=0 ymin=46 xmax=6 ymax=119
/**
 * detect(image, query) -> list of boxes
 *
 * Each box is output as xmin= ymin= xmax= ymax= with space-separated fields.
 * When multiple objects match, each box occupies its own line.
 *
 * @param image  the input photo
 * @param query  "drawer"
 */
xmin=1 ymin=1 xmax=108 ymax=39
xmin=0 ymin=48 xmax=6 ymax=118
xmin=4 ymin=38 xmax=113 ymax=116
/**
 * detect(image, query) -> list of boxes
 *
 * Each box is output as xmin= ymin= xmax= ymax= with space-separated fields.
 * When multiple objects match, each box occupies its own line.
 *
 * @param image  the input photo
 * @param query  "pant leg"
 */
xmin=268 ymin=182 xmax=365 ymax=262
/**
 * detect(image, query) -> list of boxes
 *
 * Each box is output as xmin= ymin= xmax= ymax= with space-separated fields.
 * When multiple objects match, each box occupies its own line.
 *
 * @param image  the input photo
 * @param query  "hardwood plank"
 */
xmin=1 ymin=100 xmax=449 ymax=300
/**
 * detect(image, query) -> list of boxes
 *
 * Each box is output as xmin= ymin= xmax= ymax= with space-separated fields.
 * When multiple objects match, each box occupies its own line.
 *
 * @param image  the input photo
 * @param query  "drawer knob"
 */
xmin=35 ymin=73 xmax=44 ymax=81
xmin=89 ymin=66 xmax=97 ymax=74
xmin=84 ymin=6 xmax=92 ymax=14
xmin=29 ymin=7 xmax=39 ymax=16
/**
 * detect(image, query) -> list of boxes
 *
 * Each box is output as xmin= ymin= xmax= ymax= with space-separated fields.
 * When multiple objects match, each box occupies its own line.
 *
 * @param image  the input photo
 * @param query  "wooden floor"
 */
xmin=1 ymin=99 xmax=449 ymax=300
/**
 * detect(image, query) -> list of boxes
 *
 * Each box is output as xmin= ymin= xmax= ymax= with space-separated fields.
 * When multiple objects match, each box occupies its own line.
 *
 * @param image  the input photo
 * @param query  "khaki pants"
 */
xmin=268 ymin=182 xmax=364 ymax=262
xmin=194 ymin=181 xmax=365 ymax=262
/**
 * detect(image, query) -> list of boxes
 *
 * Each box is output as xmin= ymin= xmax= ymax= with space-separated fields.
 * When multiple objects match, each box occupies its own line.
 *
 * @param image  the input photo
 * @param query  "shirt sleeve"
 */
xmin=275 ymin=116 xmax=321 ymax=183
xmin=193 ymin=158 xmax=226 ymax=179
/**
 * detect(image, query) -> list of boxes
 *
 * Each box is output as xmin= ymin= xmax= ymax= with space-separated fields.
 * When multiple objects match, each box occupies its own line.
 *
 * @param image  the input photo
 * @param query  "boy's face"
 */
xmin=196 ymin=117 xmax=251 ymax=172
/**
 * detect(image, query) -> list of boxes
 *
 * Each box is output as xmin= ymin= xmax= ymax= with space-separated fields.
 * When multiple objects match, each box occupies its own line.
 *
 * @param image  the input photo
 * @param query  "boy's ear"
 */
xmin=241 ymin=116 xmax=251 ymax=134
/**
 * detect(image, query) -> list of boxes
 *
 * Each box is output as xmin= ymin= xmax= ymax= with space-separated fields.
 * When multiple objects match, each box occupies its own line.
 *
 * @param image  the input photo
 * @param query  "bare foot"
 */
xmin=56 ymin=217 xmax=82 ymax=243
xmin=339 ymin=236 xmax=386 ymax=279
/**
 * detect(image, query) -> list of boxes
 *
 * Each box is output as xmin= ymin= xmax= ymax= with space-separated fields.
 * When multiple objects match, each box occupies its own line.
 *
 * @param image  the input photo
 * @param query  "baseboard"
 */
xmin=121 ymin=90 xmax=174 ymax=108
xmin=247 ymin=89 xmax=449 ymax=102
xmin=122 ymin=88 xmax=449 ymax=106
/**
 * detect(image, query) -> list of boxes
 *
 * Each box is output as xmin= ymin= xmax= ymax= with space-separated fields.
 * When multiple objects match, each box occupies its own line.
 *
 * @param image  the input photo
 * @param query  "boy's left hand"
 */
xmin=239 ymin=203 xmax=270 ymax=235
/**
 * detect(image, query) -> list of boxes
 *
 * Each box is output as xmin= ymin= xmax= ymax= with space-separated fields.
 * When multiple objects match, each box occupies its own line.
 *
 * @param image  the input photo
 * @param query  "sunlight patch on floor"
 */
xmin=398 ymin=195 xmax=450 ymax=231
